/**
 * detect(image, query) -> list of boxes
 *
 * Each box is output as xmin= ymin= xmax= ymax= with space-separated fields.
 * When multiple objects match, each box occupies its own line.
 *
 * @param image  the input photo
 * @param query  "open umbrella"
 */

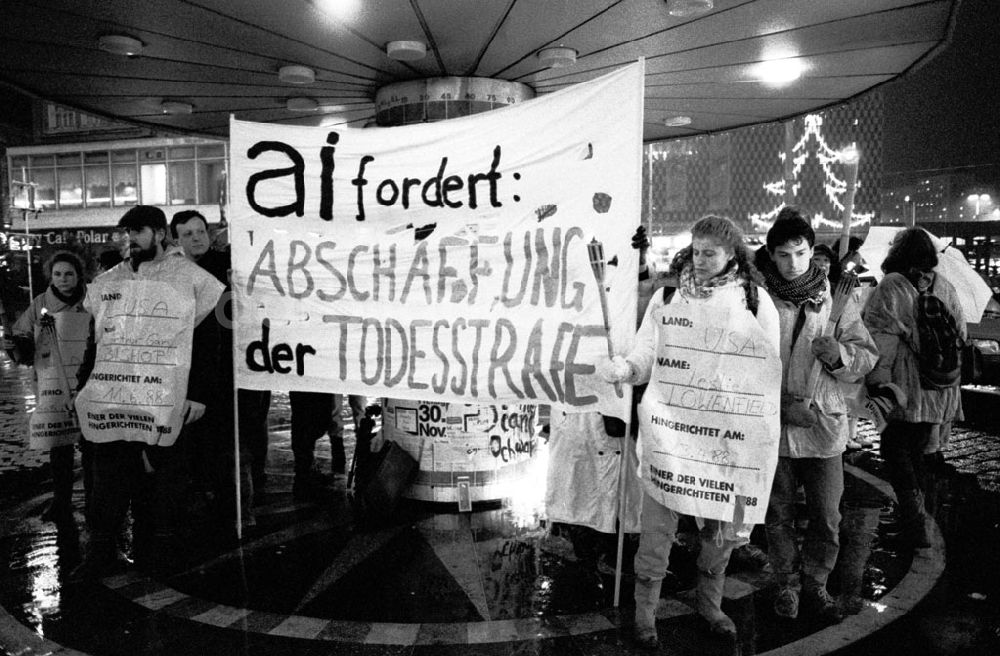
xmin=859 ymin=226 xmax=993 ymax=324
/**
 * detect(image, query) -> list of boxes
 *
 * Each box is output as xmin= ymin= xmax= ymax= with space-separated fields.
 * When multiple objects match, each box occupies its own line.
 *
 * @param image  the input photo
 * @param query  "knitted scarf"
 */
xmin=760 ymin=259 xmax=827 ymax=306
xmin=50 ymin=284 xmax=85 ymax=307
xmin=678 ymin=258 xmax=742 ymax=300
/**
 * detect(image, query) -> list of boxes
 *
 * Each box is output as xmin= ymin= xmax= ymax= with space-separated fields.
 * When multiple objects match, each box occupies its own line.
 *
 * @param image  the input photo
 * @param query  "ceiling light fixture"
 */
xmin=286 ymin=97 xmax=319 ymax=112
xmin=537 ymin=46 xmax=577 ymax=69
xmin=160 ymin=101 xmax=193 ymax=115
xmin=386 ymin=40 xmax=427 ymax=61
xmin=666 ymin=0 xmax=714 ymax=18
xmin=664 ymin=115 xmax=692 ymax=127
xmin=98 ymin=34 xmax=144 ymax=56
xmin=278 ymin=65 xmax=316 ymax=85
xmin=757 ymin=58 xmax=803 ymax=86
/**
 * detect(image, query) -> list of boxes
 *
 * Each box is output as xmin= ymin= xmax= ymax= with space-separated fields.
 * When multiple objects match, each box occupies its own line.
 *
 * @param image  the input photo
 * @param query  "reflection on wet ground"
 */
xmin=0 ymin=358 xmax=998 ymax=655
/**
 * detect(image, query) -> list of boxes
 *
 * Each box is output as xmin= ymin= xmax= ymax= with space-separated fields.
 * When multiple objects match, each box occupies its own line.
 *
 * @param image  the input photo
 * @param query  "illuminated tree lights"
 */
xmin=749 ymin=114 xmax=874 ymax=230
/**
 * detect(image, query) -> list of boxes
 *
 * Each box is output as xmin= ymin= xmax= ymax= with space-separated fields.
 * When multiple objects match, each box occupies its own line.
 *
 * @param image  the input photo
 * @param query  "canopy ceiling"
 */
xmin=0 ymin=0 xmax=957 ymax=141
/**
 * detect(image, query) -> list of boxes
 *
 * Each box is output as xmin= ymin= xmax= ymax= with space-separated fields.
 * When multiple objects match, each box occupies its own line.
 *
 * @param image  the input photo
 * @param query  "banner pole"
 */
xmin=232 ymin=381 xmax=242 ymax=540
xmin=228 ymin=277 xmax=243 ymax=541
xmin=613 ymin=407 xmax=634 ymax=607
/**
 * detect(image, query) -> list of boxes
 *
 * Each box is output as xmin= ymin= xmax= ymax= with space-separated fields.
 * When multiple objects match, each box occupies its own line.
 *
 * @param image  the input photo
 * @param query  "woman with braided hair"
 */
xmin=600 ymin=215 xmax=779 ymax=648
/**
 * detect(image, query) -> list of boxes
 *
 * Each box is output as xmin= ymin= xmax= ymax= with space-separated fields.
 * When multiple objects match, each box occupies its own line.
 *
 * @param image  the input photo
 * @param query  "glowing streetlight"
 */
xmin=903 ymin=195 xmax=915 ymax=226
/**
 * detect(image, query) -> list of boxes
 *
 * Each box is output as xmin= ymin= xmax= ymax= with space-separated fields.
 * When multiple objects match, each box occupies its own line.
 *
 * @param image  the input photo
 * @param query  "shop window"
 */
xmin=112 ymin=150 xmax=136 ymax=163
xmin=85 ymin=165 xmax=111 ymax=207
xmin=58 ymin=167 xmax=83 ymax=207
xmin=197 ymin=159 xmax=225 ymax=204
xmin=140 ymin=163 xmax=167 ymax=205
xmin=10 ymin=157 xmax=29 ymax=176
xmin=31 ymin=169 xmax=56 ymax=209
xmin=57 ymin=153 xmax=81 ymax=167
xmin=169 ymin=146 xmax=196 ymax=159
xmin=113 ymin=164 xmax=138 ymax=206
xmin=168 ymin=161 xmax=196 ymax=205
xmin=197 ymin=144 xmax=225 ymax=158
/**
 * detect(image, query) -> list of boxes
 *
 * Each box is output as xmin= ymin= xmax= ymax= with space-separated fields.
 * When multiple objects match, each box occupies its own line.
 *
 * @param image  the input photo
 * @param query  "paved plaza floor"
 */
xmin=1 ymin=357 xmax=999 ymax=655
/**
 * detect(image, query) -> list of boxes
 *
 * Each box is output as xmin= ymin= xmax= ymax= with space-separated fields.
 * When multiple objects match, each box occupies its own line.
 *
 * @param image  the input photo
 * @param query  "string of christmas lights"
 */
xmin=749 ymin=114 xmax=875 ymax=230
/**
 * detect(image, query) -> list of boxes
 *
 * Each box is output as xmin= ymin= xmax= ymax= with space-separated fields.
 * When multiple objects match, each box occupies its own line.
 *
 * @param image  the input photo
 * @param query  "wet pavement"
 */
xmin=1 ymin=355 xmax=999 ymax=656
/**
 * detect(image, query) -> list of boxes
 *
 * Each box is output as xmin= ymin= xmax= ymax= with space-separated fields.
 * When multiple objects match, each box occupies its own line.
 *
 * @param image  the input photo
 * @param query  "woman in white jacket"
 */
xmin=601 ymin=216 xmax=779 ymax=648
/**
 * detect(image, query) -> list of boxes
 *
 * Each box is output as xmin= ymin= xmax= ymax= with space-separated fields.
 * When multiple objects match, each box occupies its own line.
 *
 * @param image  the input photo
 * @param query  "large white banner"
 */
xmin=230 ymin=64 xmax=644 ymax=418
xmin=638 ymin=303 xmax=781 ymax=525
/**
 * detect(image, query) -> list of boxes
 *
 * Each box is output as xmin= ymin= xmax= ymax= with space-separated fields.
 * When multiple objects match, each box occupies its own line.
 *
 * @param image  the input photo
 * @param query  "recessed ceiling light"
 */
xmin=287 ymin=97 xmax=319 ymax=112
xmin=757 ymin=58 xmax=803 ymax=86
xmin=278 ymin=65 xmax=316 ymax=85
xmin=537 ymin=46 xmax=577 ymax=69
xmin=664 ymin=115 xmax=692 ymax=127
xmin=386 ymin=40 xmax=426 ymax=61
xmin=98 ymin=34 xmax=144 ymax=56
xmin=666 ymin=0 xmax=714 ymax=17
xmin=160 ymin=101 xmax=193 ymax=115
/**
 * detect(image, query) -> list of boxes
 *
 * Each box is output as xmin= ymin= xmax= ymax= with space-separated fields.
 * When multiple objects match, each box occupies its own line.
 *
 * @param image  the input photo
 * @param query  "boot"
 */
xmin=42 ymin=445 xmax=76 ymax=525
xmin=897 ymin=489 xmax=931 ymax=549
xmin=837 ymin=505 xmax=879 ymax=615
xmin=802 ymin=577 xmax=843 ymax=625
xmin=696 ymin=571 xmax=737 ymax=638
xmin=68 ymin=537 xmax=119 ymax=582
xmin=633 ymin=576 xmax=662 ymax=649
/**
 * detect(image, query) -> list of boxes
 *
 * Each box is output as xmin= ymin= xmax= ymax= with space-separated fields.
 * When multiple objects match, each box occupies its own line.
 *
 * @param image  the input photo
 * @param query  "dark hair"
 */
xmin=766 ymin=206 xmax=815 ymax=251
xmin=882 ymin=228 xmax=938 ymax=275
xmin=811 ymin=243 xmax=843 ymax=284
xmin=832 ymin=235 xmax=865 ymax=257
xmin=118 ymin=205 xmax=168 ymax=234
xmin=669 ymin=215 xmax=763 ymax=313
xmin=44 ymin=250 xmax=85 ymax=283
xmin=170 ymin=210 xmax=208 ymax=239
xmin=98 ymin=249 xmax=124 ymax=270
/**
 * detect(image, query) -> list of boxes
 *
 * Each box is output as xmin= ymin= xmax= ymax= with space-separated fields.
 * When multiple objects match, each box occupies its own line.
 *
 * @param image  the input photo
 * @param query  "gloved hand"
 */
xmin=781 ymin=393 xmax=817 ymax=428
xmin=597 ymin=356 xmax=634 ymax=384
xmin=811 ymin=335 xmax=842 ymax=368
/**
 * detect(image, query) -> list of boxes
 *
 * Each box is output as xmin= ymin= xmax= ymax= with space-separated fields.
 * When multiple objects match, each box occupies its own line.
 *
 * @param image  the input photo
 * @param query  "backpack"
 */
xmin=912 ymin=277 xmax=964 ymax=390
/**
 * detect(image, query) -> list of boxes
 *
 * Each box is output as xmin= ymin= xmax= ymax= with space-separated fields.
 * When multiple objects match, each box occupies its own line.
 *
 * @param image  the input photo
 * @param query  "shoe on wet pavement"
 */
xmin=802 ymin=583 xmax=844 ymax=625
xmin=774 ymin=587 xmax=799 ymax=619
xmin=730 ymin=543 xmax=770 ymax=571
xmin=293 ymin=469 xmax=334 ymax=502
xmin=840 ymin=593 xmax=865 ymax=615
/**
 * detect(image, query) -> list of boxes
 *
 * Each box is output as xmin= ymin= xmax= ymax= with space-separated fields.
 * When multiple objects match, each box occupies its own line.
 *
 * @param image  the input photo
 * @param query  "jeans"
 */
xmin=87 ymin=439 xmax=188 ymax=553
xmin=880 ymin=421 xmax=934 ymax=494
xmin=765 ymin=455 xmax=843 ymax=588
xmin=634 ymin=492 xmax=740 ymax=582
xmin=290 ymin=391 xmax=335 ymax=474
xmin=238 ymin=388 xmax=272 ymax=488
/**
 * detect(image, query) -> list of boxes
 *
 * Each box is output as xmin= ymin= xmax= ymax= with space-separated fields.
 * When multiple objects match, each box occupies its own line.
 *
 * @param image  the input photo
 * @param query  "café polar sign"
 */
xmin=1 ymin=228 xmax=123 ymax=251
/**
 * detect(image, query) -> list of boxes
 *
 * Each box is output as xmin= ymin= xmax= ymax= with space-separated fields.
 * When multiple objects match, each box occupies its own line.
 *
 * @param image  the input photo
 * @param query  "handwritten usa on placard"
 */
xmin=638 ymin=303 xmax=781 ymax=525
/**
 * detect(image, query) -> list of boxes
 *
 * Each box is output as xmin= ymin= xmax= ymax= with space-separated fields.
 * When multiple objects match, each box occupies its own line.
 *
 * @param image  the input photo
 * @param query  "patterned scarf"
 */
xmin=678 ymin=259 xmax=742 ymax=300
xmin=760 ymin=258 xmax=827 ymax=306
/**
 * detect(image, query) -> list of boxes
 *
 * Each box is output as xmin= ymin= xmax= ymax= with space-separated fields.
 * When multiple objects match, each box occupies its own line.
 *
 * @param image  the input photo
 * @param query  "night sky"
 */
xmin=882 ymin=0 xmax=1000 ymax=178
